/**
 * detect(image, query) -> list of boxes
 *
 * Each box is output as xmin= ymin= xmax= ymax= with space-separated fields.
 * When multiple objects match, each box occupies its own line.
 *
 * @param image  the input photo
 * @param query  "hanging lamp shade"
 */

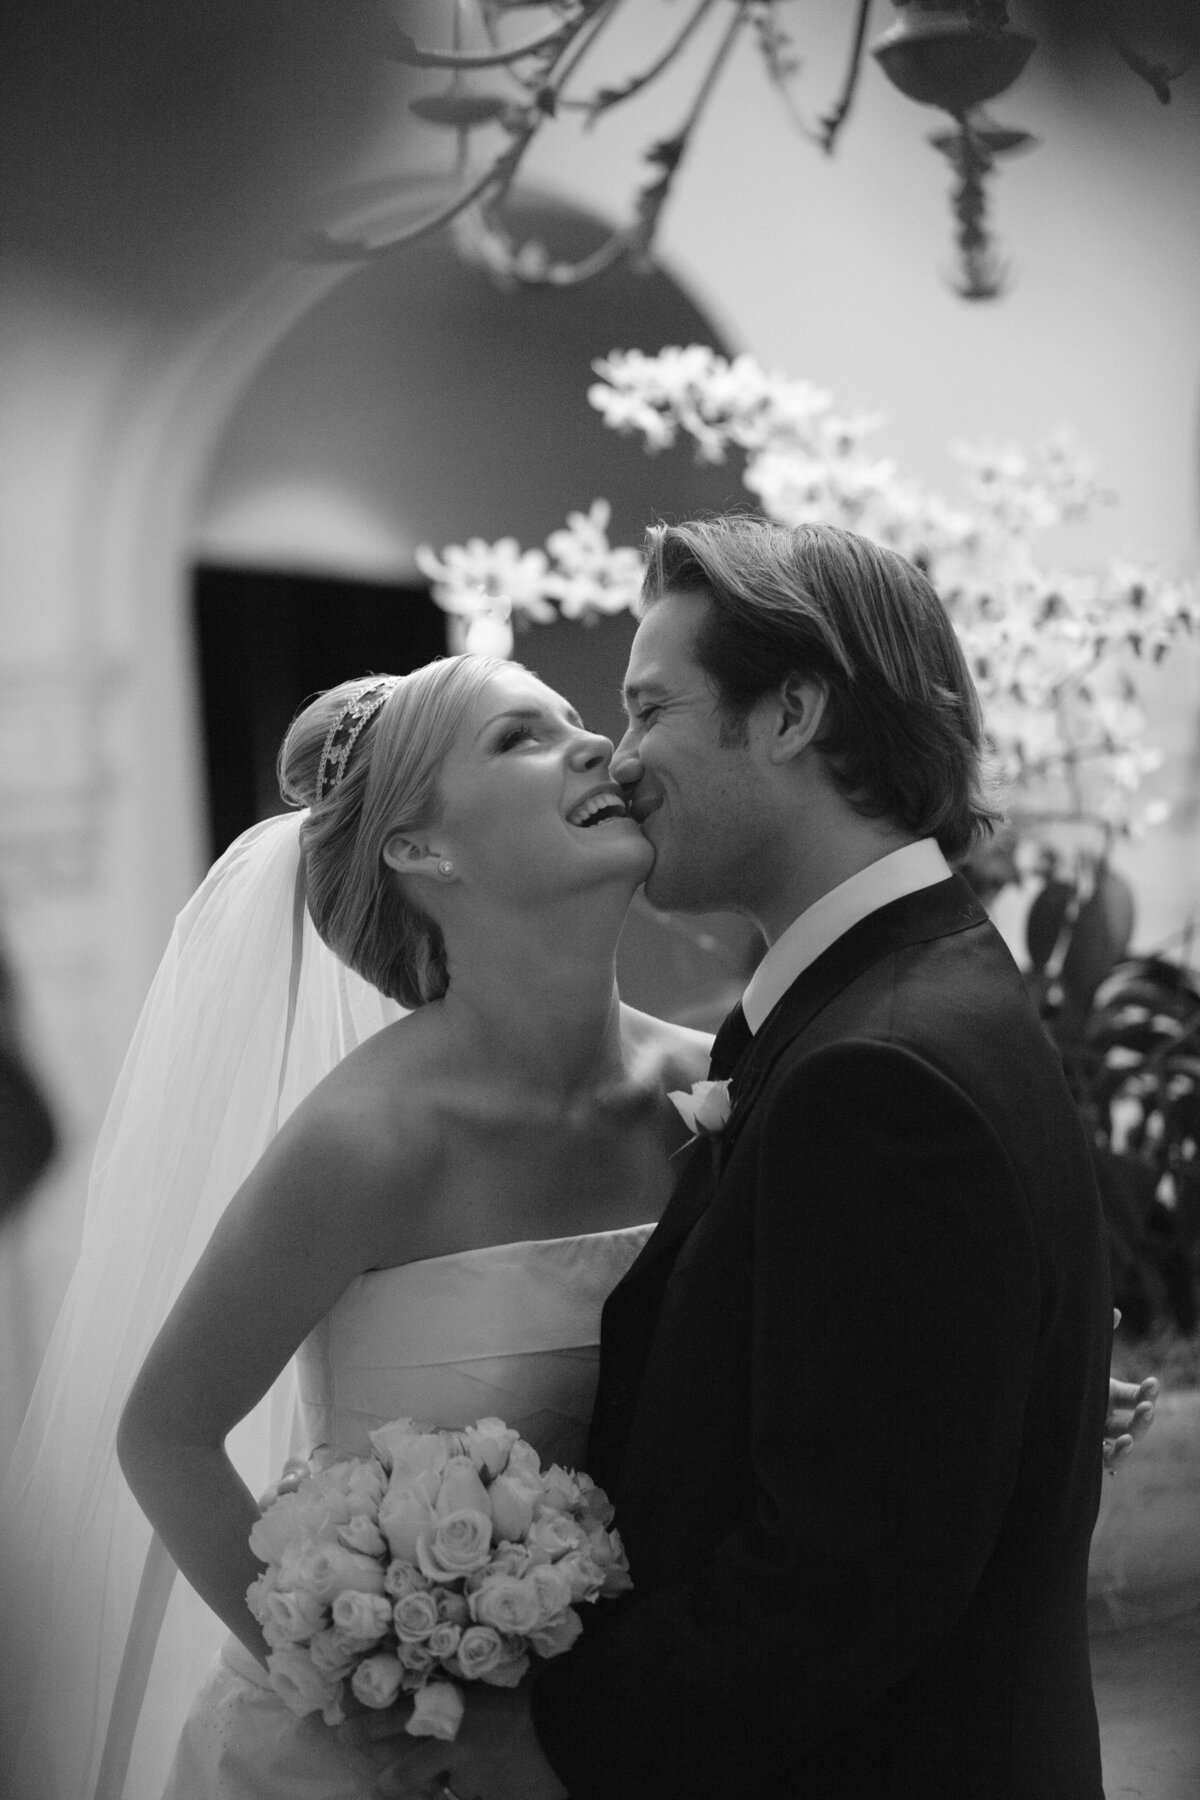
xmin=872 ymin=5 xmax=1036 ymax=114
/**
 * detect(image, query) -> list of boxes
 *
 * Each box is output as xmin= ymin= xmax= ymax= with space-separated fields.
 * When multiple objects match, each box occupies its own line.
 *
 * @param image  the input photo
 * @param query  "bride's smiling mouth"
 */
xmin=566 ymin=789 xmax=632 ymax=829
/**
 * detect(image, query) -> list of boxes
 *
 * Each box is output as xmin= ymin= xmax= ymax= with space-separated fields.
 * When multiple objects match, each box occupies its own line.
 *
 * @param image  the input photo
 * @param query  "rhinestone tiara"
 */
xmin=315 ymin=678 xmax=401 ymax=802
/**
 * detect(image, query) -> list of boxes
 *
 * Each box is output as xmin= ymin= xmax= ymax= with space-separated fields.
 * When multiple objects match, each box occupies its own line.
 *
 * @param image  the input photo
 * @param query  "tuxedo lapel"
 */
xmin=725 ymin=874 xmax=985 ymax=1147
xmin=615 ymin=875 xmax=985 ymax=1302
xmin=610 ymin=1131 xmax=717 ymax=1290
xmin=611 ymin=875 xmax=985 ymax=1315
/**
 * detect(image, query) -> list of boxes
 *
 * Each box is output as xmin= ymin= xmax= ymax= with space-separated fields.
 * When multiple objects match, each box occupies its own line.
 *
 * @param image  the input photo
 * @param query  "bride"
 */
xmin=4 ymin=654 xmax=710 ymax=1800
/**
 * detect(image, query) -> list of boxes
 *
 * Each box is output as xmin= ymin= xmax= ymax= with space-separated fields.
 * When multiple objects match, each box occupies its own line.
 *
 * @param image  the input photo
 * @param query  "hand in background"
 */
xmin=1104 ymin=1309 xmax=1159 ymax=1471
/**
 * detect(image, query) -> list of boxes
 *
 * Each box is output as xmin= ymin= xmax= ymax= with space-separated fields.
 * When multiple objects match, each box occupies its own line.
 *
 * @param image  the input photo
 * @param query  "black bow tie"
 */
xmin=707 ymin=1001 xmax=753 ymax=1082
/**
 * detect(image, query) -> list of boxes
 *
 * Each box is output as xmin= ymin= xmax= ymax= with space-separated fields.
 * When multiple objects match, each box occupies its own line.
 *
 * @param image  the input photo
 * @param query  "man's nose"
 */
xmin=610 ymin=731 xmax=641 ymax=788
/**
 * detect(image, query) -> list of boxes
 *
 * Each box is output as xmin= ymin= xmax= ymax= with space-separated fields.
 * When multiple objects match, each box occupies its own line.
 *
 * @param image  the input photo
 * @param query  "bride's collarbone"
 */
xmin=398 ymin=1054 xmax=664 ymax=1137
xmin=418 ymin=1073 xmax=671 ymax=1242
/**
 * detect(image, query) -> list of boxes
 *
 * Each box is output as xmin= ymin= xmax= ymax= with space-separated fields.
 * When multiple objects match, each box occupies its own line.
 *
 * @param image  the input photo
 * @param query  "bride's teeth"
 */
xmin=569 ymin=794 xmax=625 ymax=826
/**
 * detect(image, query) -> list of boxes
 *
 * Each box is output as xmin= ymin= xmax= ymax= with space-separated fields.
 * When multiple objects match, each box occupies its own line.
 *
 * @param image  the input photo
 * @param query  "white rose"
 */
xmin=393 ymin=1588 xmax=441 ymax=1642
xmin=553 ymin=1549 xmax=603 ymax=1602
xmin=585 ymin=1523 xmax=633 ymax=1596
xmin=370 ymin=1421 xmax=450 ymax=1490
xmin=329 ymin=1589 xmax=391 ymax=1642
xmin=528 ymin=1608 xmax=584 ymax=1658
xmin=245 ymin=1571 xmax=276 ymax=1623
xmin=308 ymin=1627 xmax=358 ymax=1679
xmin=506 ymin=1438 xmax=542 ymax=1477
xmin=427 ymin=1621 xmax=462 ymax=1660
xmin=379 ymin=1486 xmax=437 ymax=1564
xmin=433 ymin=1457 xmax=493 ymax=1521
xmin=574 ymin=1471 xmax=615 ymax=1527
xmin=482 ymin=1541 xmax=533 ymax=1580
xmin=526 ymin=1514 xmax=585 ymax=1562
xmin=459 ymin=1419 xmax=519 ymax=1479
xmin=437 ymin=1587 xmax=471 ymax=1624
xmin=260 ymin=1585 xmax=326 ymax=1644
xmin=252 ymin=1463 xmax=385 ymax=1565
xmin=249 ymin=1491 xmax=334 ymax=1565
xmin=405 ymin=1679 xmax=464 ymax=1741
xmin=416 ymin=1510 xmax=493 ymax=1581
xmin=350 ymin=1652 xmax=406 ymax=1710
xmin=468 ymin=1575 xmax=542 ymax=1636
xmin=450 ymin=1624 xmax=505 ymax=1680
xmin=668 ymin=1078 xmax=732 ymax=1137
xmin=397 ymin=1639 xmax=438 ymax=1676
xmin=477 ymin=1646 xmax=530 ymax=1688
xmin=528 ymin=1561 xmax=574 ymax=1619
xmin=322 ymin=1457 xmax=387 ymax=1515
xmin=367 ymin=1416 xmax=417 ymax=1460
xmin=281 ymin=1542 xmax=386 ymax=1605
xmin=338 ymin=1514 xmax=388 ymax=1558
xmin=384 ymin=1559 xmax=431 ymax=1600
xmin=267 ymin=1645 xmax=345 ymax=1723
xmin=488 ymin=1471 xmax=540 ymax=1543
xmin=538 ymin=1465 xmax=583 ymax=1512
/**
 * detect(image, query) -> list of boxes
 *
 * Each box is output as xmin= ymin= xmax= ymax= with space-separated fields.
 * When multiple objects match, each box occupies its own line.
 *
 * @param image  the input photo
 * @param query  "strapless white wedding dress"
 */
xmin=161 ymin=1226 xmax=651 ymax=1800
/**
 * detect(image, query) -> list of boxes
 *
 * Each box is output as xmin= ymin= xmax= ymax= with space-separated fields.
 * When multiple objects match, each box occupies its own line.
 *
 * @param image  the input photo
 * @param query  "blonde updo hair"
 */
xmin=278 ymin=655 xmax=507 ymax=1008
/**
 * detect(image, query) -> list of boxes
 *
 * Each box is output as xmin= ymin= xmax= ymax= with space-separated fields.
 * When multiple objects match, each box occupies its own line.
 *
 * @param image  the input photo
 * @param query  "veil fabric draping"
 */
xmin=0 ymin=812 xmax=404 ymax=1800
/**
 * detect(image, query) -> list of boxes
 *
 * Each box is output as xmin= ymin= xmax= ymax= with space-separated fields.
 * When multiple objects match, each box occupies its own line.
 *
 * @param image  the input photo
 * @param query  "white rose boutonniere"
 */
xmin=668 ymin=1078 xmax=733 ymax=1140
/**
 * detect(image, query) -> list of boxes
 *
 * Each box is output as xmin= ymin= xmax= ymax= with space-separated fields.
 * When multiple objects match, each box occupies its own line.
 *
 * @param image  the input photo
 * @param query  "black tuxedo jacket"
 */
xmin=533 ymin=877 xmax=1111 ymax=1799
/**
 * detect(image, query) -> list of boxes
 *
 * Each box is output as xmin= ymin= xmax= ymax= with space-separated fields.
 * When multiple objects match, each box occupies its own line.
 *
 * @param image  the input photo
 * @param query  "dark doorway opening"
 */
xmin=192 ymin=565 xmax=447 ymax=862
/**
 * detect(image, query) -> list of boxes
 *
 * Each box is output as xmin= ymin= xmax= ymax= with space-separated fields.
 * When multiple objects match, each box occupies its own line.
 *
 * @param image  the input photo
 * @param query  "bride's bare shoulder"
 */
xmin=619 ymin=1002 xmax=713 ymax=1092
xmin=286 ymin=1011 xmax=446 ymax=1171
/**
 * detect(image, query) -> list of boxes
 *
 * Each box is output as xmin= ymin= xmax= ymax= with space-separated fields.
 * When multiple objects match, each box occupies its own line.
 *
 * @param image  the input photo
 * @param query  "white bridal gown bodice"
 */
xmin=162 ymin=1226 xmax=652 ymax=1800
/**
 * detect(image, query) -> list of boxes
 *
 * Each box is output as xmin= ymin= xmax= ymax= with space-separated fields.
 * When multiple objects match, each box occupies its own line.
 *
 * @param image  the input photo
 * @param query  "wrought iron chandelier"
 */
xmin=309 ymin=1 xmax=1198 ymax=300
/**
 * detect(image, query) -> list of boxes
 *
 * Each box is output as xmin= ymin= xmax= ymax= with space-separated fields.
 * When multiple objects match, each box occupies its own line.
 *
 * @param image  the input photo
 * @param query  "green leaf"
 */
xmin=1060 ymin=864 xmax=1136 ymax=1018
xmin=1025 ymin=875 xmax=1074 ymax=974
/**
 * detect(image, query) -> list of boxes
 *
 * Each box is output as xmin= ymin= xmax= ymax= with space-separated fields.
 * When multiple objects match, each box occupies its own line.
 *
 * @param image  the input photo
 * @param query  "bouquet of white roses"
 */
xmin=246 ymin=1415 xmax=631 ymax=1740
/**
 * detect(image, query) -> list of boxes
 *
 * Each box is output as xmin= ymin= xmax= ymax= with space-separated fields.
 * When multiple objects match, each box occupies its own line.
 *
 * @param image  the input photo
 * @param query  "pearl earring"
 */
xmin=437 ymin=859 xmax=455 ymax=878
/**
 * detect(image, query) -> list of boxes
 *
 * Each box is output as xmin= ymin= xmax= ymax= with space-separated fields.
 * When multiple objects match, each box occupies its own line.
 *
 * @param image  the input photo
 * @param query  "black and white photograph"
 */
xmin=2 ymin=4 xmax=1198 ymax=1797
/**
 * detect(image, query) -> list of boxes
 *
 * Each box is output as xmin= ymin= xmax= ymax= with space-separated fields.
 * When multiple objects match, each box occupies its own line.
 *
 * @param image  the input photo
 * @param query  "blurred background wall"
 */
xmin=1 ymin=0 xmax=1197 ymax=1464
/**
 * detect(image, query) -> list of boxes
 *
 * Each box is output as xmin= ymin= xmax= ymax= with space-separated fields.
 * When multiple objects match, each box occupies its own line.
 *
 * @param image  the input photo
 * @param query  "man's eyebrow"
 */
xmin=620 ymin=681 xmax=666 ymax=712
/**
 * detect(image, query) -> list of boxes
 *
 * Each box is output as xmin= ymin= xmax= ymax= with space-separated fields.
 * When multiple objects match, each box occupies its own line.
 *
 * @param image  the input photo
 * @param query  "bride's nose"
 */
xmin=568 ymin=729 xmax=614 ymax=770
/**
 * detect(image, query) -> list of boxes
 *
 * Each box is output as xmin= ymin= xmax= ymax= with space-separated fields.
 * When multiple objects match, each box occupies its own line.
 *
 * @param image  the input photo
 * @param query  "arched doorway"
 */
xmin=191 ymin=195 xmax=760 ymax=1020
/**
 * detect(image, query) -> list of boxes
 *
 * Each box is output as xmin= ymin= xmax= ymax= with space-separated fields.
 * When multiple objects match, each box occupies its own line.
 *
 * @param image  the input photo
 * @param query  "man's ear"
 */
xmin=381 ymin=832 xmax=448 ymax=883
xmin=766 ymin=673 xmax=829 ymax=766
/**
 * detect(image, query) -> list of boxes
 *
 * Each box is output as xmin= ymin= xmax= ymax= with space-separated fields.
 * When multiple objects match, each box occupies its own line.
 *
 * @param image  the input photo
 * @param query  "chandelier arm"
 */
xmin=557 ymin=0 xmax=720 ymax=121
xmin=817 ymin=0 xmax=874 ymax=154
xmin=667 ymin=1 xmax=749 ymax=150
xmin=303 ymin=135 xmax=532 ymax=262
xmin=1100 ymin=13 xmax=1194 ymax=105
xmin=380 ymin=18 xmax=577 ymax=71
xmin=550 ymin=0 xmax=627 ymax=93
xmin=491 ymin=0 xmax=748 ymax=287
xmin=466 ymin=0 xmax=627 ymax=243
xmin=527 ymin=229 xmax=645 ymax=287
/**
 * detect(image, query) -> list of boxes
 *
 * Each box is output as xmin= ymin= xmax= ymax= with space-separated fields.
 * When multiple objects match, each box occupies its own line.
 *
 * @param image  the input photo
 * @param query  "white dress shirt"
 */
xmin=740 ymin=838 xmax=953 ymax=1034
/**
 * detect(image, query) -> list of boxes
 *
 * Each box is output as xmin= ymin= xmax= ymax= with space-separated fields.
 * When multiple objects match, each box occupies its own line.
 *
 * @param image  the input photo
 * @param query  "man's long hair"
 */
xmin=641 ymin=516 xmax=1000 ymax=862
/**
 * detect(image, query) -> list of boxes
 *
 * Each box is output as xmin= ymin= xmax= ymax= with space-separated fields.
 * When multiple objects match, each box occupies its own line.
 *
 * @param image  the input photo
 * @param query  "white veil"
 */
xmin=0 ymin=811 xmax=404 ymax=1800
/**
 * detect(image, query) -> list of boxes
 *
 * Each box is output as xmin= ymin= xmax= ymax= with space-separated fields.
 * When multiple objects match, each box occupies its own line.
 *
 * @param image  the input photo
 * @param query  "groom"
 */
xmin=416 ymin=518 xmax=1114 ymax=1798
